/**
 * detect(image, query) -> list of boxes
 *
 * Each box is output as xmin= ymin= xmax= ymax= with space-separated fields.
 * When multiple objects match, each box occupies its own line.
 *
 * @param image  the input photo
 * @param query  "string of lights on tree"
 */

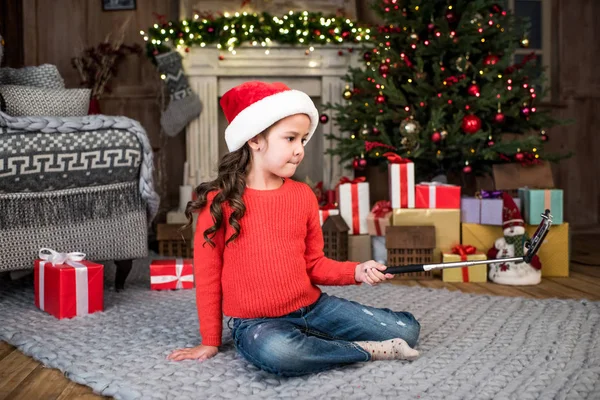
xmin=141 ymin=10 xmax=371 ymax=58
xmin=320 ymin=0 xmax=568 ymax=178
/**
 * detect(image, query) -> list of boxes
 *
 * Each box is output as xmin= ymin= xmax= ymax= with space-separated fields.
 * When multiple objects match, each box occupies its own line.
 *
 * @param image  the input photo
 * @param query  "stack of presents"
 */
xmin=319 ymin=157 xmax=569 ymax=285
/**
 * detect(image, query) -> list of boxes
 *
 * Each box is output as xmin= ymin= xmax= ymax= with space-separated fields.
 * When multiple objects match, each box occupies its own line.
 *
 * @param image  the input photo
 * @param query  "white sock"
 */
xmin=354 ymin=338 xmax=420 ymax=361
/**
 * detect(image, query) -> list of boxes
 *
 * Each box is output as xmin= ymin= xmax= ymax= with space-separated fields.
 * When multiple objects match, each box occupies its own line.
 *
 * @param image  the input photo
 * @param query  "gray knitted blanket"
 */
xmin=0 ymin=111 xmax=159 ymax=220
xmin=1 ymin=266 xmax=598 ymax=400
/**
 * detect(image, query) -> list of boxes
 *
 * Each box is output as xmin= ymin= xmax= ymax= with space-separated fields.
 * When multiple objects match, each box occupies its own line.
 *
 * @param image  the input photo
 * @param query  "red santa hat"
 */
xmin=220 ymin=81 xmax=319 ymax=152
xmin=502 ymin=192 xmax=524 ymax=230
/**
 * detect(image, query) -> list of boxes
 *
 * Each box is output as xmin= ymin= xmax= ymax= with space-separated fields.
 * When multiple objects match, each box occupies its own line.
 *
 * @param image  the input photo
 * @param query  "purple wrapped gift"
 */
xmin=461 ymin=192 xmax=521 ymax=225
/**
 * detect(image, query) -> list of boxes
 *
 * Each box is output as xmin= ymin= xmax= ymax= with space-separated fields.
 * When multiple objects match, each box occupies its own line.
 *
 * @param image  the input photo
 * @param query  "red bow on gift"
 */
xmin=319 ymin=202 xmax=337 ymax=211
xmin=371 ymin=200 xmax=392 ymax=218
xmin=452 ymin=244 xmax=477 ymax=261
xmin=337 ymin=176 xmax=367 ymax=186
xmin=383 ymin=152 xmax=412 ymax=164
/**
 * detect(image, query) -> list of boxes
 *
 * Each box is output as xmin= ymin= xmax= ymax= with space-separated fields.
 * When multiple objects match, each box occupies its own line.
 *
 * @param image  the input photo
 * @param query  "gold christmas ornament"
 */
xmin=410 ymin=33 xmax=418 ymax=40
xmin=343 ymin=89 xmax=353 ymax=100
xmin=440 ymin=130 xmax=448 ymax=138
xmin=400 ymin=119 xmax=421 ymax=136
xmin=361 ymin=125 xmax=370 ymax=136
xmin=520 ymin=37 xmax=530 ymax=48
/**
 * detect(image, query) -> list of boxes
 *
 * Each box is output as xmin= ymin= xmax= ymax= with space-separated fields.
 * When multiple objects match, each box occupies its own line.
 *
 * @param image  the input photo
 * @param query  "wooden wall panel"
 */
xmin=546 ymin=0 xmax=600 ymax=231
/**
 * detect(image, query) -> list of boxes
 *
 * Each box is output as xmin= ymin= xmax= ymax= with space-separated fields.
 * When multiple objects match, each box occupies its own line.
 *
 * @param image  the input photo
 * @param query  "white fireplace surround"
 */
xmin=182 ymin=44 xmax=361 ymax=189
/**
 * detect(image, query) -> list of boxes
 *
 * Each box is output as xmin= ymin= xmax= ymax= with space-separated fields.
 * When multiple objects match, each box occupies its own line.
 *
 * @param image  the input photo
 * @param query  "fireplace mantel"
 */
xmin=183 ymin=45 xmax=361 ymax=189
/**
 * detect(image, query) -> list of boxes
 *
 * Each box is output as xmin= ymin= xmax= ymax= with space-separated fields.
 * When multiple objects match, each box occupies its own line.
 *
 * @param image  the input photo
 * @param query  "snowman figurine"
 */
xmin=487 ymin=192 xmax=542 ymax=285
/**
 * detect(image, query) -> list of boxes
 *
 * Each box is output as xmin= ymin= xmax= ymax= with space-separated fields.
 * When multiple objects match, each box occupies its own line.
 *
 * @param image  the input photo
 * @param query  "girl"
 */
xmin=167 ymin=81 xmax=421 ymax=377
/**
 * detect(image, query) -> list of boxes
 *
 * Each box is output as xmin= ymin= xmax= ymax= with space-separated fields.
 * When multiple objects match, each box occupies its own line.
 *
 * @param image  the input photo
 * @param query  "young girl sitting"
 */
xmin=167 ymin=81 xmax=421 ymax=377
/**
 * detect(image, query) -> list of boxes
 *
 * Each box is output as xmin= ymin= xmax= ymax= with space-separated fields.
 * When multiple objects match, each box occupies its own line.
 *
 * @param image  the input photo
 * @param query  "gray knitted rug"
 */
xmin=1 ymin=263 xmax=599 ymax=400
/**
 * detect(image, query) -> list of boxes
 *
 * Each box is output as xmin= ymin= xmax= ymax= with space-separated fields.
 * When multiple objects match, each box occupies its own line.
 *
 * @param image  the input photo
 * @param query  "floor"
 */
xmin=1 ymin=234 xmax=598 ymax=400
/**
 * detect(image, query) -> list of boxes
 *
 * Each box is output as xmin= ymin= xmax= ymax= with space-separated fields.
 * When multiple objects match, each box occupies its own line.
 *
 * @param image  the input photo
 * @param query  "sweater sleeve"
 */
xmin=304 ymin=188 xmax=361 ymax=286
xmin=194 ymin=191 xmax=225 ymax=346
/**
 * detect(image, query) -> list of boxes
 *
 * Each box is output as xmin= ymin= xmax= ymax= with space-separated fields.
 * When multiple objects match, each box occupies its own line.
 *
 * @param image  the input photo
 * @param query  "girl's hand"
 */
xmin=167 ymin=344 xmax=219 ymax=362
xmin=355 ymin=260 xmax=394 ymax=285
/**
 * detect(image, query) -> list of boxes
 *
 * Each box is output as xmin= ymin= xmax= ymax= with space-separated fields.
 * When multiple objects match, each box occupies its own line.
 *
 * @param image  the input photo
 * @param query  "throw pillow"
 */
xmin=0 ymin=85 xmax=90 ymax=117
xmin=0 ymin=64 xmax=65 ymax=89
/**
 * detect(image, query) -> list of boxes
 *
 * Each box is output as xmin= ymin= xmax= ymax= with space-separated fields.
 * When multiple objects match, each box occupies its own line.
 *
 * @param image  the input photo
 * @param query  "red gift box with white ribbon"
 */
xmin=150 ymin=258 xmax=194 ymax=290
xmin=384 ymin=152 xmax=415 ymax=209
xmin=34 ymin=248 xmax=104 ymax=319
xmin=415 ymin=182 xmax=461 ymax=209
xmin=336 ymin=177 xmax=370 ymax=235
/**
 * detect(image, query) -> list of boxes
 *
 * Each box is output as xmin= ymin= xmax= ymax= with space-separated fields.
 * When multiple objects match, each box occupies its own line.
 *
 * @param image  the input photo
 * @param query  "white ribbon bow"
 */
xmin=38 ymin=248 xmax=89 ymax=317
xmin=151 ymin=258 xmax=193 ymax=289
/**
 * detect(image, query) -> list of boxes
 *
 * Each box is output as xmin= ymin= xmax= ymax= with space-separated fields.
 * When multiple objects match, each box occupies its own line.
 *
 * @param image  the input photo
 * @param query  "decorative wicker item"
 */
xmin=157 ymin=223 xmax=193 ymax=258
xmin=386 ymin=225 xmax=436 ymax=280
xmin=322 ymin=215 xmax=349 ymax=261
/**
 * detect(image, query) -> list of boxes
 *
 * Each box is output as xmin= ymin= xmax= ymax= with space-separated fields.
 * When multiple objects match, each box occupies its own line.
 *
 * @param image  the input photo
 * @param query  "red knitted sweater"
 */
xmin=194 ymin=178 xmax=361 ymax=346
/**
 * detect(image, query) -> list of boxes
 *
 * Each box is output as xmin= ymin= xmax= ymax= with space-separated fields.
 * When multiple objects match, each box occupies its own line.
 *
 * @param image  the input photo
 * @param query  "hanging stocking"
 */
xmin=155 ymin=51 xmax=202 ymax=137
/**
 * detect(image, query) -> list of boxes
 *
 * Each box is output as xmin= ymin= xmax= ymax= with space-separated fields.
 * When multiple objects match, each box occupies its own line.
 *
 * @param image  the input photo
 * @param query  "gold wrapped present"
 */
xmin=460 ymin=223 xmax=570 ymax=277
xmin=442 ymin=245 xmax=487 ymax=282
xmin=392 ymin=209 xmax=460 ymax=263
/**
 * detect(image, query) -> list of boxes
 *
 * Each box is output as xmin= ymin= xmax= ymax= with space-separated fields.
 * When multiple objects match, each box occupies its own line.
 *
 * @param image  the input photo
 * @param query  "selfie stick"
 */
xmin=386 ymin=209 xmax=553 ymax=275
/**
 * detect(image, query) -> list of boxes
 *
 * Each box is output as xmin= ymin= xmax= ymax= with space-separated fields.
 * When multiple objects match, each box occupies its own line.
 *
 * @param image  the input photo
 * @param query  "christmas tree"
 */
xmin=324 ymin=0 xmax=569 ymax=182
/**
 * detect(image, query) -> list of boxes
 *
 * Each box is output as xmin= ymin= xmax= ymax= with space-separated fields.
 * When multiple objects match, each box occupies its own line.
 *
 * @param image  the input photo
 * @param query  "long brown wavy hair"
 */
xmin=181 ymin=143 xmax=253 ymax=247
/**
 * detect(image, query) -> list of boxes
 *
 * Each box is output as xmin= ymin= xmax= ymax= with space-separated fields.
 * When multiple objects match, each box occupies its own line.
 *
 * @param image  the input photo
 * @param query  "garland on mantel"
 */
xmin=142 ymin=11 xmax=371 ymax=58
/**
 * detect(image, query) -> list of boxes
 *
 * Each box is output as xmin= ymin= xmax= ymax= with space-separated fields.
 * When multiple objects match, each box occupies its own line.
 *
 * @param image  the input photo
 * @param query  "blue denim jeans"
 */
xmin=230 ymin=292 xmax=420 ymax=377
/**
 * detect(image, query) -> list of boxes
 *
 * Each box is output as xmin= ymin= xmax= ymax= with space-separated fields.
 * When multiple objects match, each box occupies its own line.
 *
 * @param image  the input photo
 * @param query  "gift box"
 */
xmin=518 ymin=188 xmax=564 ymax=225
xmin=391 ymin=209 xmax=460 ymax=263
xmin=348 ymin=234 xmax=372 ymax=262
xmin=337 ymin=177 xmax=370 ymax=235
xmin=461 ymin=223 xmax=570 ymax=277
xmin=34 ymin=248 xmax=104 ymax=319
xmin=442 ymin=245 xmax=487 ymax=282
xmin=415 ymin=182 xmax=461 ymax=209
xmin=461 ymin=191 xmax=522 ymax=225
xmin=150 ymin=258 xmax=194 ymax=290
xmin=318 ymin=205 xmax=340 ymax=226
xmin=384 ymin=152 xmax=415 ymax=209
xmin=367 ymin=200 xmax=393 ymax=236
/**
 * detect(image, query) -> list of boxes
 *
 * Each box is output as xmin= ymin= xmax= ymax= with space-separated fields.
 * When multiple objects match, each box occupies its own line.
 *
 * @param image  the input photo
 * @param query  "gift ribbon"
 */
xmin=38 ymin=248 xmax=89 ymax=316
xmin=476 ymin=190 xmax=503 ymax=199
xmin=319 ymin=203 xmax=338 ymax=225
xmin=370 ymin=200 xmax=392 ymax=236
xmin=451 ymin=245 xmax=477 ymax=282
xmin=383 ymin=152 xmax=412 ymax=164
xmin=150 ymin=258 xmax=194 ymax=289
xmin=544 ymin=189 xmax=551 ymax=211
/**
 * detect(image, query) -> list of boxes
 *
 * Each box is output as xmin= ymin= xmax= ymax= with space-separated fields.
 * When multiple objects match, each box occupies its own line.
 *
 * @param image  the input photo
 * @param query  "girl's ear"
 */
xmin=247 ymin=134 xmax=263 ymax=151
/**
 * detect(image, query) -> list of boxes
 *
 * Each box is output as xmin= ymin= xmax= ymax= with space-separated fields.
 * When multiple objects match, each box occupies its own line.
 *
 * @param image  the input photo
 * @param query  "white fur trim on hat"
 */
xmin=224 ymin=90 xmax=319 ymax=152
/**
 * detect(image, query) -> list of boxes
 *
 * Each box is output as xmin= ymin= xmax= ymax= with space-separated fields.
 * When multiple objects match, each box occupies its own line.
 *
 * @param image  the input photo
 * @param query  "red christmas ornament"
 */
xmin=521 ymin=107 xmax=531 ymax=117
xmin=461 ymin=115 xmax=482 ymax=134
xmin=372 ymin=127 xmax=381 ymax=135
xmin=379 ymin=64 xmax=390 ymax=75
xmin=319 ymin=114 xmax=329 ymax=124
xmin=427 ymin=23 xmax=436 ymax=31
xmin=494 ymin=112 xmax=505 ymax=123
xmin=445 ymin=10 xmax=458 ymax=24
xmin=463 ymin=165 xmax=472 ymax=173
xmin=488 ymin=140 xmax=495 ymax=147
xmin=515 ymin=152 xmax=524 ymax=161
xmin=375 ymin=95 xmax=386 ymax=104
xmin=431 ymin=132 xmax=442 ymax=143
xmin=219 ymin=55 xmax=225 ymax=60
xmin=540 ymin=134 xmax=549 ymax=142
xmin=363 ymin=51 xmax=372 ymax=61
xmin=208 ymin=27 xmax=215 ymax=33
xmin=353 ymin=157 xmax=367 ymax=170
xmin=185 ymin=47 xmax=190 ymax=53
xmin=314 ymin=29 xmax=321 ymax=36
xmin=467 ymin=83 xmax=480 ymax=96
xmin=484 ymin=54 xmax=500 ymax=66
xmin=490 ymin=3 xmax=503 ymax=13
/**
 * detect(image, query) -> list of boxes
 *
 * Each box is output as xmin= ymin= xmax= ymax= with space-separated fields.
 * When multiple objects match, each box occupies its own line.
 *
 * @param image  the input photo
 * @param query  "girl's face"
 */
xmin=253 ymin=114 xmax=311 ymax=178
